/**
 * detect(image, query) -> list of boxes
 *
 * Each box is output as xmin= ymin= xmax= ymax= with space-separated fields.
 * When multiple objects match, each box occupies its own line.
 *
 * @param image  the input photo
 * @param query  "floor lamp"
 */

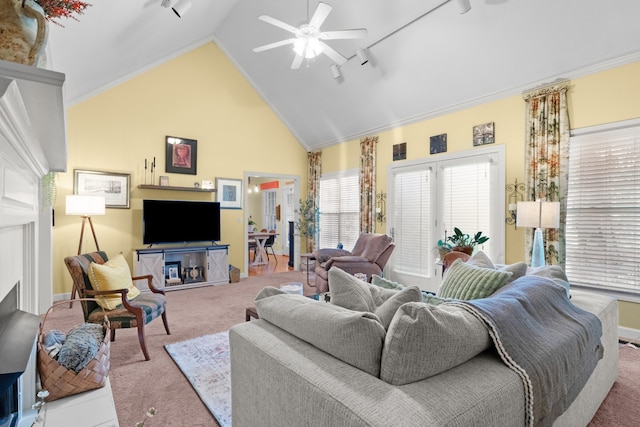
xmin=66 ymin=195 xmax=106 ymax=305
xmin=516 ymin=200 xmax=560 ymax=267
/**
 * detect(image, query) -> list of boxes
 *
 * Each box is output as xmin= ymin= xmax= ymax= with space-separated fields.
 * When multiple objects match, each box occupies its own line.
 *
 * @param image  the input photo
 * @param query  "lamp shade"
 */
xmin=516 ymin=201 xmax=560 ymax=229
xmin=66 ymin=195 xmax=106 ymax=216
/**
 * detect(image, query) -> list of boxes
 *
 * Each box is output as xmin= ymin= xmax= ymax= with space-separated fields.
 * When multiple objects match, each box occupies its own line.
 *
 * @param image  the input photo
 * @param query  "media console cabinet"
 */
xmin=135 ymin=244 xmax=229 ymax=291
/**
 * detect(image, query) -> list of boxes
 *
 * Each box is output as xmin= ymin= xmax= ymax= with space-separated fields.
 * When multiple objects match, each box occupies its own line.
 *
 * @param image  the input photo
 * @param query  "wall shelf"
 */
xmin=137 ymin=184 xmax=215 ymax=193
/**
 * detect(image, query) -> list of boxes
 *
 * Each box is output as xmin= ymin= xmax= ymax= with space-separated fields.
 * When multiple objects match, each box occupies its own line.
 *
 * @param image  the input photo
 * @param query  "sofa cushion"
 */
xmin=255 ymin=287 xmax=387 ymax=377
xmin=380 ymin=301 xmax=491 ymax=385
xmin=438 ymin=259 xmax=512 ymax=300
xmin=467 ymin=251 xmax=528 ymax=284
xmin=371 ymin=275 xmax=455 ymax=305
xmin=88 ymin=254 xmax=140 ymax=310
xmin=527 ymin=265 xmax=571 ymax=297
xmin=329 ymin=267 xmax=422 ymax=329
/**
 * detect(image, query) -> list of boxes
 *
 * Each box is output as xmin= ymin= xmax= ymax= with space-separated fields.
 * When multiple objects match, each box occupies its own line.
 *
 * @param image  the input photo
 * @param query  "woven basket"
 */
xmin=36 ymin=299 xmax=111 ymax=402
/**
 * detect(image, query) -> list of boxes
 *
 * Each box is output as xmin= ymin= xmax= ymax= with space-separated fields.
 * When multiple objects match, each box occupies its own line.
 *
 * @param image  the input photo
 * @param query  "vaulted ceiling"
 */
xmin=46 ymin=0 xmax=640 ymax=151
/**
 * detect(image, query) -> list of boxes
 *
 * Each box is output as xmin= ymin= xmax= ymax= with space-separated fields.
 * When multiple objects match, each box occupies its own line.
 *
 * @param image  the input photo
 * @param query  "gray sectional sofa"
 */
xmin=230 ymin=263 xmax=618 ymax=427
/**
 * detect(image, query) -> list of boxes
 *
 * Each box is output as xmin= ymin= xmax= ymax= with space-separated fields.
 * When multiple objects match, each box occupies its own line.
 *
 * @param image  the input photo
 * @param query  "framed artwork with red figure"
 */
xmin=165 ymin=136 xmax=197 ymax=175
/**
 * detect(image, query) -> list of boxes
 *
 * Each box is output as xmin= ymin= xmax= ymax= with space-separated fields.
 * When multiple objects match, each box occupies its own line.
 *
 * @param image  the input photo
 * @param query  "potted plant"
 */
xmin=439 ymin=227 xmax=489 ymax=256
xmin=295 ymin=197 xmax=320 ymax=252
xmin=247 ymin=216 xmax=257 ymax=232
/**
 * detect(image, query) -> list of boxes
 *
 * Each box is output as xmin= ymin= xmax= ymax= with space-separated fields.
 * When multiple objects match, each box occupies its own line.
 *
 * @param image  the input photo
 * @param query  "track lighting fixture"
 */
xmin=356 ymin=48 xmax=369 ymax=66
xmin=330 ymin=64 xmax=341 ymax=79
xmin=172 ymin=0 xmax=192 ymax=17
xmin=456 ymin=0 xmax=471 ymax=14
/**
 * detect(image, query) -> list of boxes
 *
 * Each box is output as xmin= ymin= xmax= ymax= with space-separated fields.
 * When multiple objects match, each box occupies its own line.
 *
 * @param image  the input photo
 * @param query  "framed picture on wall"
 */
xmin=74 ymin=169 xmax=130 ymax=208
xmin=165 ymin=136 xmax=197 ymax=175
xmin=473 ymin=122 xmax=495 ymax=146
xmin=216 ymin=178 xmax=243 ymax=209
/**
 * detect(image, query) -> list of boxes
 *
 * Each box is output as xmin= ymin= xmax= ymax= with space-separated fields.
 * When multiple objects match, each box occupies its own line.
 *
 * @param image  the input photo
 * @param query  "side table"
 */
xmin=245 ymin=306 xmax=259 ymax=321
xmin=300 ymin=253 xmax=315 ymax=285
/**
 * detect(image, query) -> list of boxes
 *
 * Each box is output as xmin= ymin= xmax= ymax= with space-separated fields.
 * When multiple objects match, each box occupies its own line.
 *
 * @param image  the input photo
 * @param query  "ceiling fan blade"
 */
xmin=309 ymin=2 xmax=332 ymax=28
xmin=258 ymin=15 xmax=300 ymax=34
xmin=319 ymin=41 xmax=347 ymax=65
xmin=291 ymin=53 xmax=304 ymax=70
xmin=253 ymin=39 xmax=296 ymax=53
xmin=320 ymin=29 xmax=368 ymax=40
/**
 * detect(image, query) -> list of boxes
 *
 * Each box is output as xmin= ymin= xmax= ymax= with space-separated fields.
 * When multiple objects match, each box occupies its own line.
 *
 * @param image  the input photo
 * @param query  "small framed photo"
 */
xmin=159 ymin=176 xmax=169 ymax=186
xmin=216 ymin=177 xmax=242 ymax=210
xmin=74 ymin=169 xmax=130 ymax=209
xmin=430 ymin=133 xmax=447 ymax=154
xmin=473 ymin=122 xmax=495 ymax=146
xmin=165 ymin=136 xmax=197 ymax=175
xmin=165 ymin=261 xmax=182 ymax=282
xmin=393 ymin=142 xmax=407 ymax=161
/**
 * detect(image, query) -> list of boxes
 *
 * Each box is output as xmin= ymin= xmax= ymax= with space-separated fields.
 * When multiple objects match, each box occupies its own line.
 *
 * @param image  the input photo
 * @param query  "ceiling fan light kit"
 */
xmin=253 ymin=2 xmax=367 ymax=70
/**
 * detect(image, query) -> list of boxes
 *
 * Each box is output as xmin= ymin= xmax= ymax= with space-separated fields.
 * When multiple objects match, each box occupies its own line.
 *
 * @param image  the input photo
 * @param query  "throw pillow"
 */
xmin=380 ymin=302 xmax=491 ymax=385
xmin=255 ymin=292 xmax=386 ymax=377
xmin=329 ymin=267 xmax=422 ymax=329
xmin=438 ymin=259 xmax=511 ymax=300
xmin=527 ymin=265 xmax=571 ymax=297
xmin=88 ymin=254 xmax=140 ymax=310
xmin=468 ymin=251 xmax=528 ymax=284
xmin=371 ymin=274 xmax=404 ymax=290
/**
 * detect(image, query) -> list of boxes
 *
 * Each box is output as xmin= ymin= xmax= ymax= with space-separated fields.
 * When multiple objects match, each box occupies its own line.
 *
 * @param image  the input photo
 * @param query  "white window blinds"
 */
xmin=440 ymin=160 xmax=492 ymax=258
xmin=319 ymin=170 xmax=359 ymax=250
xmin=393 ymin=168 xmax=432 ymax=277
xmin=566 ymin=126 xmax=640 ymax=294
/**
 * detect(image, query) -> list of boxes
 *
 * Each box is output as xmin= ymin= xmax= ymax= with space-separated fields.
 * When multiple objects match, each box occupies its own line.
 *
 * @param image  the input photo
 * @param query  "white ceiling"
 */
xmin=46 ymin=0 xmax=640 ymax=151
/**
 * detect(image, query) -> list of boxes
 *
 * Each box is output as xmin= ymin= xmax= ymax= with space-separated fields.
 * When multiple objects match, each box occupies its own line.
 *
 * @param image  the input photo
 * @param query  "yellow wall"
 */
xmin=56 ymin=42 xmax=640 ymax=331
xmin=53 ymin=42 xmax=307 ymax=295
xmin=326 ymin=61 xmax=640 ymax=330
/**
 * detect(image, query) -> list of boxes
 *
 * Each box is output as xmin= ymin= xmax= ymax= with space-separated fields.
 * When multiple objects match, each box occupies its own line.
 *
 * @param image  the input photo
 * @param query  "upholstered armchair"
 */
xmin=312 ymin=233 xmax=395 ymax=293
xmin=64 ymin=251 xmax=170 ymax=361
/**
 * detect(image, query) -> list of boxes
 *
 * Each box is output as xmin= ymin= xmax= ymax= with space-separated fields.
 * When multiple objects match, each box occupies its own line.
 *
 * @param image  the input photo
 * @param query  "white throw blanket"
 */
xmin=450 ymin=276 xmax=603 ymax=427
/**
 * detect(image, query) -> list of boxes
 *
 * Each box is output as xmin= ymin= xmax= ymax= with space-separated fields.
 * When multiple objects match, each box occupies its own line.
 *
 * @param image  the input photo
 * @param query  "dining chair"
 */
xmin=264 ymin=229 xmax=277 ymax=264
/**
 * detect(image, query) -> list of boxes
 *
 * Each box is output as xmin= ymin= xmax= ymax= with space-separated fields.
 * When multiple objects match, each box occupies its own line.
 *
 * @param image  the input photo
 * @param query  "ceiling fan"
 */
xmin=253 ymin=2 xmax=367 ymax=70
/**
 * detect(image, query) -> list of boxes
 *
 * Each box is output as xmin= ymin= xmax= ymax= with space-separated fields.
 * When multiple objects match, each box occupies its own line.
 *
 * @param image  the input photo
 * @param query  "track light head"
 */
xmin=456 ymin=0 xmax=471 ymax=14
xmin=160 ymin=0 xmax=171 ymax=8
xmin=172 ymin=0 xmax=192 ymax=17
xmin=356 ymin=48 xmax=369 ymax=66
xmin=330 ymin=64 xmax=341 ymax=79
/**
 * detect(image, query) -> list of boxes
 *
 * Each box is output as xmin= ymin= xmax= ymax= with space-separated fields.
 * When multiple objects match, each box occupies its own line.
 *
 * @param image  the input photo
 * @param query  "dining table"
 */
xmin=248 ymin=231 xmax=277 ymax=266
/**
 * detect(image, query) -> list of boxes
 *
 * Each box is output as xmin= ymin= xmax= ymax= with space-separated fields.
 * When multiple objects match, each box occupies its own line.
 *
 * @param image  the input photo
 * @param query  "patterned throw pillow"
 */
xmin=438 ymin=259 xmax=512 ymax=300
xmin=88 ymin=254 xmax=140 ymax=310
xmin=329 ymin=268 xmax=422 ymax=329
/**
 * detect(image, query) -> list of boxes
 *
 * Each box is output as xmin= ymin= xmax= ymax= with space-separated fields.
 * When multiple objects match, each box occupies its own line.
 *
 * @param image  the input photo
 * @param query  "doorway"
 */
xmin=244 ymin=171 xmax=301 ymax=276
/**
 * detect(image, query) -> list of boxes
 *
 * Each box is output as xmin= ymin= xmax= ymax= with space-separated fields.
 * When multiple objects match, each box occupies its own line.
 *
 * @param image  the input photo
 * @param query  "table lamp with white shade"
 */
xmin=516 ymin=200 xmax=560 ymax=267
xmin=66 ymin=195 xmax=106 ymax=255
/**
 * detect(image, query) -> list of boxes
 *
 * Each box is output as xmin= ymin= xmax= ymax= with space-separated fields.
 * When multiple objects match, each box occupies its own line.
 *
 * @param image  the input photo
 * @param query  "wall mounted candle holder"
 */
xmin=505 ymin=178 xmax=525 ymax=229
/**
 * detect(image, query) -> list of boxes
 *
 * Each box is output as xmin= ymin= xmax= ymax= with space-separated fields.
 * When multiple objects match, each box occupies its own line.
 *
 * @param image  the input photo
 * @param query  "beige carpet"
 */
xmin=45 ymin=274 xmax=637 ymax=426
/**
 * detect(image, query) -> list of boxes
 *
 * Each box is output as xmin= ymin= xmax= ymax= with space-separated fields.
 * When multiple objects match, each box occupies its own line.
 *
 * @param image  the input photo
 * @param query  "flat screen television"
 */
xmin=143 ymin=199 xmax=221 ymax=245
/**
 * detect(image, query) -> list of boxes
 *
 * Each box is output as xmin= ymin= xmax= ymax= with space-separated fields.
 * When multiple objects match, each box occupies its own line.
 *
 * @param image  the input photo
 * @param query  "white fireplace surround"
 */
xmin=0 ymin=60 xmax=66 ymax=424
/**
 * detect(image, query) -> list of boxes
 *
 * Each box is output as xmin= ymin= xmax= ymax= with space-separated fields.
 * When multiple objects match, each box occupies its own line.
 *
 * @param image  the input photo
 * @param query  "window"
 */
xmin=388 ymin=146 xmax=504 ymax=291
xmin=566 ymin=122 xmax=640 ymax=297
xmin=263 ymin=190 xmax=277 ymax=231
xmin=319 ymin=170 xmax=359 ymax=250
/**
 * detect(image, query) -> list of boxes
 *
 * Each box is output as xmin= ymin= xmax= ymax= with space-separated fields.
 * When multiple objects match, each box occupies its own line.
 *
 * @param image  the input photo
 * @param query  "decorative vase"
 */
xmin=0 ymin=0 xmax=48 ymax=66
xmin=452 ymin=246 xmax=474 ymax=255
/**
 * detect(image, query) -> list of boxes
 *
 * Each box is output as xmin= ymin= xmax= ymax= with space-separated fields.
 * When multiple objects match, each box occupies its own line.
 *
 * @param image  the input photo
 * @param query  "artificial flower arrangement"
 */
xmin=29 ymin=0 xmax=92 ymax=26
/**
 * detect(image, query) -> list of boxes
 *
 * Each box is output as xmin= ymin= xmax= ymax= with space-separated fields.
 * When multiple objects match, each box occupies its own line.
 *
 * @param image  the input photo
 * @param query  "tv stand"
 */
xmin=135 ymin=244 xmax=229 ymax=291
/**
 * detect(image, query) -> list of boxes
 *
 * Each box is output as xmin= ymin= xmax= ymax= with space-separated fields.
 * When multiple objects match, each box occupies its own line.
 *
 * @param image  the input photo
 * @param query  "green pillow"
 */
xmin=371 ymin=274 xmax=404 ymax=290
xmin=438 ymin=259 xmax=512 ymax=300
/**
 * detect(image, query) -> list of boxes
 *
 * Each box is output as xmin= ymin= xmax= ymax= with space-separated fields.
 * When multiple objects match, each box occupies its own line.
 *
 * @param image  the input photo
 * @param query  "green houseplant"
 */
xmin=295 ymin=197 xmax=320 ymax=252
xmin=438 ymin=227 xmax=489 ymax=256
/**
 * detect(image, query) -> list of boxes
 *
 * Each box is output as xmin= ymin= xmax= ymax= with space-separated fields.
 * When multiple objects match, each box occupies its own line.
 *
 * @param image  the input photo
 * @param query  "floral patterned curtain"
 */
xmin=306 ymin=151 xmax=322 ymax=252
xmin=360 ymin=136 xmax=377 ymax=233
xmin=523 ymin=83 xmax=570 ymax=266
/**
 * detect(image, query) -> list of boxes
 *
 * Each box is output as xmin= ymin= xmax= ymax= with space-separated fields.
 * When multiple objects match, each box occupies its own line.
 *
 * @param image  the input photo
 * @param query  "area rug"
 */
xmin=165 ymin=331 xmax=231 ymax=427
